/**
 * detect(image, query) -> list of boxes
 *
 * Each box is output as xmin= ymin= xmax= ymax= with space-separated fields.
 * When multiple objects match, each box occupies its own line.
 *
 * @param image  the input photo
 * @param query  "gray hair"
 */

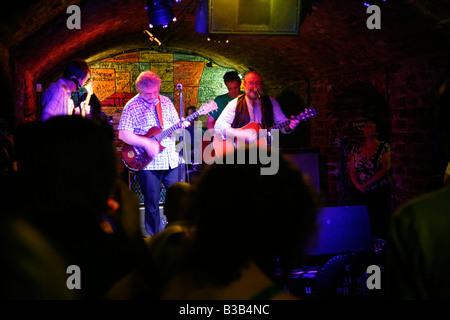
xmin=136 ymin=71 xmax=161 ymax=92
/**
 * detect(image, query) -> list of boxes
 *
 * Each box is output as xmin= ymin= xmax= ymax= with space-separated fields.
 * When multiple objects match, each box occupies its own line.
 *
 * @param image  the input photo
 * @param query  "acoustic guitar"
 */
xmin=212 ymin=108 xmax=317 ymax=159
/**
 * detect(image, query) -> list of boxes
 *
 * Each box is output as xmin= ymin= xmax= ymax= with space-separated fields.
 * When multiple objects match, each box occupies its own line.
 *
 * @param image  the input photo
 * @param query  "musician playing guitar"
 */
xmin=214 ymin=71 xmax=300 ymax=157
xmin=118 ymin=71 xmax=191 ymax=237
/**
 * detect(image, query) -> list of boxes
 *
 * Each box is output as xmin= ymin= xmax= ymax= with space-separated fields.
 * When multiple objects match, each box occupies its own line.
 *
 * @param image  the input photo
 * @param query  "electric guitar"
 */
xmin=122 ymin=100 xmax=218 ymax=170
xmin=212 ymin=108 xmax=317 ymax=159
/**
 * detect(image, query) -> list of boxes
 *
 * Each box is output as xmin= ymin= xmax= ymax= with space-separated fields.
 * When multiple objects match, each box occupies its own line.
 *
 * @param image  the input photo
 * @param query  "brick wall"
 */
xmin=86 ymin=50 xmax=450 ymax=209
xmin=302 ymin=53 xmax=449 ymax=210
xmin=86 ymin=50 xmax=233 ymax=176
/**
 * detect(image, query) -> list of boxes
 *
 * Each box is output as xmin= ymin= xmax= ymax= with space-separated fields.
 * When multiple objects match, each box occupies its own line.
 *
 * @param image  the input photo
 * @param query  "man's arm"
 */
xmin=271 ymin=98 xmax=299 ymax=133
xmin=118 ymin=129 xmax=159 ymax=158
xmin=41 ymin=86 xmax=70 ymax=121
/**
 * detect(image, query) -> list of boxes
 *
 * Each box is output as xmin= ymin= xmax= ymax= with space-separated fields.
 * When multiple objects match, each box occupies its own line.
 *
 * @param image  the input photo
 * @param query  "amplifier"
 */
xmin=128 ymin=171 xmax=166 ymax=204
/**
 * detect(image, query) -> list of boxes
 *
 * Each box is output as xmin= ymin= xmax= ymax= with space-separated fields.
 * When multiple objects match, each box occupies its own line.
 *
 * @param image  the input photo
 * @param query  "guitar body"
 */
xmin=201 ymin=129 xmax=217 ymax=164
xmin=122 ymin=126 xmax=165 ymax=171
xmin=212 ymin=122 xmax=268 ymax=160
xmin=211 ymin=108 xmax=316 ymax=160
xmin=211 ymin=135 xmax=237 ymax=160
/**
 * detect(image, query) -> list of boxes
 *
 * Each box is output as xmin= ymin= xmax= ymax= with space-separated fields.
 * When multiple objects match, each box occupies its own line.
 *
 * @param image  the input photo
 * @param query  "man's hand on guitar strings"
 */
xmin=288 ymin=115 xmax=300 ymax=130
xmin=143 ymin=138 xmax=160 ymax=158
xmin=181 ymin=117 xmax=191 ymax=128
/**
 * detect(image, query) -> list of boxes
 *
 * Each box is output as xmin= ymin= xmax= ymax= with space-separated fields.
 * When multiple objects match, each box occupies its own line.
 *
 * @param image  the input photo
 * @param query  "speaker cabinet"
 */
xmin=128 ymin=170 xmax=166 ymax=204
xmin=282 ymin=206 xmax=378 ymax=299
xmin=304 ymin=206 xmax=374 ymax=256
xmin=282 ymin=148 xmax=320 ymax=194
xmin=196 ymin=0 xmax=303 ymax=35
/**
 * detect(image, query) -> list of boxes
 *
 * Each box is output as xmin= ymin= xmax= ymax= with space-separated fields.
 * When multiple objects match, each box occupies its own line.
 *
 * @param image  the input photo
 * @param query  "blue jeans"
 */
xmin=138 ymin=167 xmax=179 ymax=236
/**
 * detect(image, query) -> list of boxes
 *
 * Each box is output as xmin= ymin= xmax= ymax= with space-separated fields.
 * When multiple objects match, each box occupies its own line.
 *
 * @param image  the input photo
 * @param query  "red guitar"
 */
xmin=211 ymin=108 xmax=317 ymax=159
xmin=122 ymin=100 xmax=217 ymax=170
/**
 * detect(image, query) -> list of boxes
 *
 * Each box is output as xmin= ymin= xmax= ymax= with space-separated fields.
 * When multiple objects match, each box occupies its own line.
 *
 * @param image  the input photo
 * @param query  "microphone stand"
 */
xmin=255 ymin=89 xmax=271 ymax=147
xmin=177 ymin=84 xmax=188 ymax=183
xmin=330 ymin=85 xmax=347 ymax=206
xmin=72 ymin=78 xmax=82 ymax=116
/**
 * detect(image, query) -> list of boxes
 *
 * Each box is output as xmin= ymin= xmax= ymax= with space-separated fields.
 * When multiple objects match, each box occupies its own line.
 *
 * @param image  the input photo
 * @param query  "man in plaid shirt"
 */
xmin=118 ymin=71 xmax=184 ymax=236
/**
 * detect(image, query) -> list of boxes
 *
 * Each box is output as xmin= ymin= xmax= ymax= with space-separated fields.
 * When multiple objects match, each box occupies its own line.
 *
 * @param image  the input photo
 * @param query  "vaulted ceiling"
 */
xmin=1 ymin=0 xmax=450 ymax=118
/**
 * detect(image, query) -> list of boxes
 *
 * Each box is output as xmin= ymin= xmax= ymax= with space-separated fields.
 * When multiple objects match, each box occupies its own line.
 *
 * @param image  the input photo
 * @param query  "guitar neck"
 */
xmin=153 ymin=110 xmax=201 ymax=141
xmin=269 ymin=109 xmax=316 ymax=130
xmin=270 ymin=119 xmax=291 ymax=131
xmin=269 ymin=115 xmax=303 ymax=130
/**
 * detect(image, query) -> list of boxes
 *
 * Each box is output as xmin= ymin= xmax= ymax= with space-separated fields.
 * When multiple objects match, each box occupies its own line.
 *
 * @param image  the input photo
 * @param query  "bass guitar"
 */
xmin=122 ymin=100 xmax=217 ymax=170
xmin=212 ymin=108 xmax=317 ymax=159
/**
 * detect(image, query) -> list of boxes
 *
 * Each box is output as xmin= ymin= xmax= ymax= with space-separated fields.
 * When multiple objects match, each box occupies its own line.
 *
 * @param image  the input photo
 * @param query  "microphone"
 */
xmin=71 ymin=77 xmax=80 ymax=87
xmin=176 ymin=83 xmax=183 ymax=90
xmin=254 ymin=88 xmax=262 ymax=98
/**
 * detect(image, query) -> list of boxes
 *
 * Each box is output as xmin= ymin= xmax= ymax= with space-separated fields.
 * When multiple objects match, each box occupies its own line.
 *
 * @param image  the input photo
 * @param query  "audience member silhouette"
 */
xmin=162 ymin=181 xmax=192 ymax=225
xmin=0 ymin=215 xmax=76 ymax=299
xmin=146 ymin=224 xmax=195 ymax=299
xmin=144 ymin=181 xmax=194 ymax=298
xmin=161 ymin=148 xmax=318 ymax=300
xmin=387 ymin=79 xmax=450 ymax=299
xmin=12 ymin=115 xmax=155 ymax=299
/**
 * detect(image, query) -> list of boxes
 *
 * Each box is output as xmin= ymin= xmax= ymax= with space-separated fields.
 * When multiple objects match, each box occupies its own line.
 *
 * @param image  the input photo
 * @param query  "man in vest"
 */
xmin=214 ymin=71 xmax=299 ymax=152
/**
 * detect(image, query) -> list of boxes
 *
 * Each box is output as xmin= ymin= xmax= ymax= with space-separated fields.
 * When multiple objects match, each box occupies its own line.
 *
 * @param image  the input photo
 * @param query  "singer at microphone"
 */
xmin=214 ymin=71 xmax=301 ymax=143
xmin=254 ymin=88 xmax=263 ymax=107
xmin=41 ymin=59 xmax=91 ymax=121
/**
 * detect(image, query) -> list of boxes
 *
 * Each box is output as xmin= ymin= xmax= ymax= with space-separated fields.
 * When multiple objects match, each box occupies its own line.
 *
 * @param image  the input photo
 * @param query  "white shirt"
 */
xmin=214 ymin=95 xmax=289 ymax=136
xmin=41 ymin=78 xmax=74 ymax=121
xmin=118 ymin=94 xmax=180 ymax=170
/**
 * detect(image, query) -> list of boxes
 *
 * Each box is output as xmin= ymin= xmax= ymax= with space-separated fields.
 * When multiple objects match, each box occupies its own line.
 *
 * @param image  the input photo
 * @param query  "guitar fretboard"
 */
xmin=269 ymin=109 xmax=316 ymax=130
xmin=153 ymin=111 xmax=201 ymax=141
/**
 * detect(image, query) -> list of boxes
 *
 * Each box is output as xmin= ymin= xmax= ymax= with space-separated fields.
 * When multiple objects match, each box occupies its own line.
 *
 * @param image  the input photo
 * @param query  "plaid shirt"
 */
xmin=118 ymin=94 xmax=180 ymax=170
xmin=41 ymin=78 xmax=74 ymax=120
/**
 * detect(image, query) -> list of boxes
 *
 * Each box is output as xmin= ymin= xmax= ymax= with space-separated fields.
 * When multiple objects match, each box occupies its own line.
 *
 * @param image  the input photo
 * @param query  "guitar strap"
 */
xmin=156 ymin=96 xmax=164 ymax=128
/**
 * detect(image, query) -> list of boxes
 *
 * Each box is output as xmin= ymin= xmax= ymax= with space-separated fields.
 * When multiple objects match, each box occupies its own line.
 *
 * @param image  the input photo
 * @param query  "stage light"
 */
xmin=205 ymin=34 xmax=230 ymax=44
xmin=146 ymin=0 xmax=175 ymax=28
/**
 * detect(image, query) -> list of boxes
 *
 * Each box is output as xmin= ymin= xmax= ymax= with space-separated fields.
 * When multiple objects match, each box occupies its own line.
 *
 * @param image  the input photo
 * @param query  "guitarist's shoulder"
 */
xmin=123 ymin=94 xmax=141 ymax=108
